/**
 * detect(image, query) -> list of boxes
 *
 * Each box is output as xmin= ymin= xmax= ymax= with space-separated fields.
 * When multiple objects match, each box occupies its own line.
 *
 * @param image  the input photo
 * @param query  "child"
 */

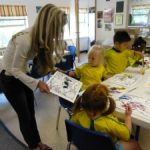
xmin=104 ymin=31 xmax=143 ymax=78
xmin=69 ymin=45 xmax=105 ymax=90
xmin=71 ymin=84 xmax=141 ymax=150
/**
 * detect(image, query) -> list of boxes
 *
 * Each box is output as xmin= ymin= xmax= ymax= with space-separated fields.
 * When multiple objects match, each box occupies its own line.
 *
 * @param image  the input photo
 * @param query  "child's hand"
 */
xmin=125 ymin=104 xmax=132 ymax=116
xmin=134 ymin=51 xmax=144 ymax=58
xmin=69 ymin=71 xmax=76 ymax=77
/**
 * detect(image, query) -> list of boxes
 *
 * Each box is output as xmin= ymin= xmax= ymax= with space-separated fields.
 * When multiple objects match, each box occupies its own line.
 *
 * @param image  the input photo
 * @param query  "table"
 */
xmin=103 ymin=64 xmax=150 ymax=140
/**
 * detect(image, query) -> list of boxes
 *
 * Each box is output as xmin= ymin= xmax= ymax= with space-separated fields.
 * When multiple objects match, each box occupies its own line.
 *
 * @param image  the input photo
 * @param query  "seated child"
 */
xmin=69 ymin=45 xmax=105 ymax=90
xmin=104 ymin=31 xmax=143 ymax=78
xmin=71 ymin=84 xmax=142 ymax=150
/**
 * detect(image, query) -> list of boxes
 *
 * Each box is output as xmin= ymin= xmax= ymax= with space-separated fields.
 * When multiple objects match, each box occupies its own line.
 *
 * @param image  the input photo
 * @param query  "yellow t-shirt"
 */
xmin=104 ymin=48 xmax=139 ymax=78
xmin=75 ymin=63 xmax=105 ymax=90
xmin=71 ymin=111 xmax=130 ymax=142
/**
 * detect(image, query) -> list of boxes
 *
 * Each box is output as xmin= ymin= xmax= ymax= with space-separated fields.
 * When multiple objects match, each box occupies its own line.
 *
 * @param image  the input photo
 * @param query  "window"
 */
xmin=0 ymin=5 xmax=28 ymax=48
xmin=79 ymin=8 xmax=89 ymax=37
xmin=130 ymin=6 xmax=150 ymax=26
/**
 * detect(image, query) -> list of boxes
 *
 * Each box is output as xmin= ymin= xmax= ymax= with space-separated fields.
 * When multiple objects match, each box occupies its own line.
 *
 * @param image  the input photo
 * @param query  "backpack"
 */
xmin=132 ymin=37 xmax=146 ymax=52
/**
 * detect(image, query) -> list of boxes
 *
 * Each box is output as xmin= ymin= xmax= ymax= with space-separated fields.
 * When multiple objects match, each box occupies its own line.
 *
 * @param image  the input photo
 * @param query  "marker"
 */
xmin=127 ymin=87 xmax=136 ymax=93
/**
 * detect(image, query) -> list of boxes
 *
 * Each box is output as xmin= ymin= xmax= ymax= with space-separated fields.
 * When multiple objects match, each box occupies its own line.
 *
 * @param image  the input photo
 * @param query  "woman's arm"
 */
xmin=11 ymin=34 xmax=49 ymax=93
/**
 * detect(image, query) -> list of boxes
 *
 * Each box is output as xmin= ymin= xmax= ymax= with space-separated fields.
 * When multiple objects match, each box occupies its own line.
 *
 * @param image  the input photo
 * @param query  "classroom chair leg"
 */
xmin=56 ymin=106 xmax=61 ymax=130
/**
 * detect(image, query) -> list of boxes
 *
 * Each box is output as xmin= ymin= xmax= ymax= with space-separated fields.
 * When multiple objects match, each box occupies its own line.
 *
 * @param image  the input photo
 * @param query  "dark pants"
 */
xmin=0 ymin=70 xmax=41 ymax=149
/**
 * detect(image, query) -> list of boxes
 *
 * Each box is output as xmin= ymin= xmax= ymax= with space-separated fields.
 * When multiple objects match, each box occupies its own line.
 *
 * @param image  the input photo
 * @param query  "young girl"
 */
xmin=69 ymin=45 xmax=105 ymax=90
xmin=71 ymin=84 xmax=141 ymax=150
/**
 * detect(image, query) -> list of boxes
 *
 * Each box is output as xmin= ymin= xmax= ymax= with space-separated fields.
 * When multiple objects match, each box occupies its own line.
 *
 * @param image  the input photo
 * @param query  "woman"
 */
xmin=0 ymin=4 xmax=67 ymax=150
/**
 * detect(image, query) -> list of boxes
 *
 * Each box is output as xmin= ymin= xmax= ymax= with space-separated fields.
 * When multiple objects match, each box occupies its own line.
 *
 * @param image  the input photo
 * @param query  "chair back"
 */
xmin=68 ymin=46 xmax=76 ymax=61
xmin=65 ymin=119 xmax=116 ymax=150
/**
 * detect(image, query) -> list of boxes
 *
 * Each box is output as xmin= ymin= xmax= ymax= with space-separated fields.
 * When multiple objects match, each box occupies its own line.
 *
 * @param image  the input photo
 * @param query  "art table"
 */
xmin=103 ymin=65 xmax=150 ymax=140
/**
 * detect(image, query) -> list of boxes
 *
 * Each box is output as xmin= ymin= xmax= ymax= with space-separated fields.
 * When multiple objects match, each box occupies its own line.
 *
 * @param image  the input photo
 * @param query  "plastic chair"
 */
xmin=65 ymin=119 xmax=117 ymax=150
xmin=68 ymin=45 xmax=76 ymax=64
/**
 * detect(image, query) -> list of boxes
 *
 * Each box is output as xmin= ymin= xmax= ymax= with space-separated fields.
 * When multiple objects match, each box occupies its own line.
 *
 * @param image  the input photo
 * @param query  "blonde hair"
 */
xmin=88 ymin=45 xmax=104 ymax=64
xmin=31 ymin=4 xmax=67 ymax=74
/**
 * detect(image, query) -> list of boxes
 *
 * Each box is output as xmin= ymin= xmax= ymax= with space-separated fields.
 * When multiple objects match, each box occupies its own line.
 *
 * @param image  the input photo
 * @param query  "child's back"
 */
xmin=71 ymin=84 xmax=141 ymax=150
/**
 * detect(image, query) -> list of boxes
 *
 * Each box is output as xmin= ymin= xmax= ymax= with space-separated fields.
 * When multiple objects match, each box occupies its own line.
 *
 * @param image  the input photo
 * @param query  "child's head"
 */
xmin=114 ymin=31 xmax=131 ymax=51
xmin=88 ymin=45 xmax=104 ymax=67
xmin=73 ymin=84 xmax=116 ymax=118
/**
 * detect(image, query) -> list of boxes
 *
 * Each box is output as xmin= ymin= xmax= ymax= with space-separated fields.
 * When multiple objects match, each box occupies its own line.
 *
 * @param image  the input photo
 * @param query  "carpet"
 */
xmin=0 ymin=120 xmax=27 ymax=150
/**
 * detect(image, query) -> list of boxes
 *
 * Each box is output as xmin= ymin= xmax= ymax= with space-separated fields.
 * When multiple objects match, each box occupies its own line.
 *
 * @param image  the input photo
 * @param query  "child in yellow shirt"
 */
xmin=71 ymin=83 xmax=141 ymax=150
xmin=69 ymin=45 xmax=105 ymax=90
xmin=104 ymin=31 xmax=143 ymax=78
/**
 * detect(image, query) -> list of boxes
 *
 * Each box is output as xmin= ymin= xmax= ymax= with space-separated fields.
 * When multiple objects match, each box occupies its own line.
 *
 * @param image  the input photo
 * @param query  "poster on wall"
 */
xmin=36 ymin=6 xmax=42 ymax=13
xmin=97 ymin=19 xmax=102 ymax=28
xmin=97 ymin=11 xmax=103 ymax=19
xmin=115 ymin=14 xmax=123 ymax=25
xmin=105 ymin=24 xmax=112 ymax=31
xmin=103 ymin=9 xmax=113 ymax=23
xmin=116 ymin=1 xmax=124 ymax=13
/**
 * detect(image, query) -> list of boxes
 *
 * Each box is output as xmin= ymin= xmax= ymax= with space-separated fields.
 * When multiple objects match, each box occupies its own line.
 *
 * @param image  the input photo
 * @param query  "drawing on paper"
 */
xmin=117 ymin=94 xmax=150 ymax=119
xmin=47 ymin=71 xmax=82 ymax=103
xmin=107 ymin=73 xmax=142 ymax=88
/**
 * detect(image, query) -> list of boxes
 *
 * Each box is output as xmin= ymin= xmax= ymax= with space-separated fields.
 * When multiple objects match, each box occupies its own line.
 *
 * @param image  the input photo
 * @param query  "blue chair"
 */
xmin=65 ymin=119 xmax=117 ymax=150
xmin=68 ymin=45 xmax=76 ymax=63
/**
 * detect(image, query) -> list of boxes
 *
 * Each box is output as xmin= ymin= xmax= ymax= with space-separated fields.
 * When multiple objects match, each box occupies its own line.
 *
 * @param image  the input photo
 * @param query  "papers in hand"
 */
xmin=47 ymin=71 xmax=82 ymax=103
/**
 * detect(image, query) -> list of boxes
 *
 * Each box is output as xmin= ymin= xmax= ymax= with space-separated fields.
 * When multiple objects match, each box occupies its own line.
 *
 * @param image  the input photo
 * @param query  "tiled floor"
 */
xmin=0 ymin=53 xmax=150 ymax=150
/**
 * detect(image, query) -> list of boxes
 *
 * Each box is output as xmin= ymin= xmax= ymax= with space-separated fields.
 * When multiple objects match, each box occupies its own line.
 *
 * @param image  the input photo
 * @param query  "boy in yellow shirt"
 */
xmin=71 ymin=84 xmax=141 ymax=150
xmin=104 ymin=31 xmax=143 ymax=78
xmin=69 ymin=45 xmax=105 ymax=90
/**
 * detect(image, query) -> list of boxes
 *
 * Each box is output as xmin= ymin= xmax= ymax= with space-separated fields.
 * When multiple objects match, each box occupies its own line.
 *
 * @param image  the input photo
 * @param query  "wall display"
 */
xmin=36 ymin=6 xmax=41 ymax=13
xmin=103 ymin=9 xmax=113 ymax=23
xmin=116 ymin=1 xmax=124 ymax=13
xmin=105 ymin=24 xmax=112 ymax=31
xmin=97 ymin=11 xmax=103 ymax=19
xmin=97 ymin=19 xmax=102 ymax=28
xmin=115 ymin=14 xmax=123 ymax=25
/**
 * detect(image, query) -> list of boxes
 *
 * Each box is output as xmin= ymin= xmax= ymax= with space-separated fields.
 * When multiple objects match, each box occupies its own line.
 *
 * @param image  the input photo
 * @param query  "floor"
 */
xmin=0 ymin=53 xmax=150 ymax=150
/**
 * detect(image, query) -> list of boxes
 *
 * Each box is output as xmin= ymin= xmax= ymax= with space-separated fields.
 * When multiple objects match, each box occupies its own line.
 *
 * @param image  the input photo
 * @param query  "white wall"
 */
xmin=96 ymin=0 xmax=150 ymax=43
xmin=96 ymin=0 xmax=129 ymax=43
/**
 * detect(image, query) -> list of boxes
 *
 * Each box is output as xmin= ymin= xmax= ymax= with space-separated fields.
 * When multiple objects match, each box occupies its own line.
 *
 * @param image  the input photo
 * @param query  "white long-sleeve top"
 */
xmin=2 ymin=28 xmax=39 ymax=91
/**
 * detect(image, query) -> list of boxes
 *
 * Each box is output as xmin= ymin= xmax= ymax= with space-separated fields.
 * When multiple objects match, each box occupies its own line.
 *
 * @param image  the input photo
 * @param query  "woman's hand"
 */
xmin=37 ymin=80 xmax=50 ymax=94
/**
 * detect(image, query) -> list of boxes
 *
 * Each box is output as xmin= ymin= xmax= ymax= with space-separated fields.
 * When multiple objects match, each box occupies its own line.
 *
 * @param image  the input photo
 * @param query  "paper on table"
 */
xmin=47 ymin=71 xmax=82 ymax=103
xmin=105 ymin=73 xmax=142 ymax=88
xmin=117 ymin=94 xmax=150 ymax=120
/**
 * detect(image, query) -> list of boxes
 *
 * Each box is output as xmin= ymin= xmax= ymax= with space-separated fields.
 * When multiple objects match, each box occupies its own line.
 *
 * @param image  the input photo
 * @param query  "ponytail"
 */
xmin=72 ymin=96 xmax=83 ymax=113
xmin=102 ymin=97 xmax=116 ymax=116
